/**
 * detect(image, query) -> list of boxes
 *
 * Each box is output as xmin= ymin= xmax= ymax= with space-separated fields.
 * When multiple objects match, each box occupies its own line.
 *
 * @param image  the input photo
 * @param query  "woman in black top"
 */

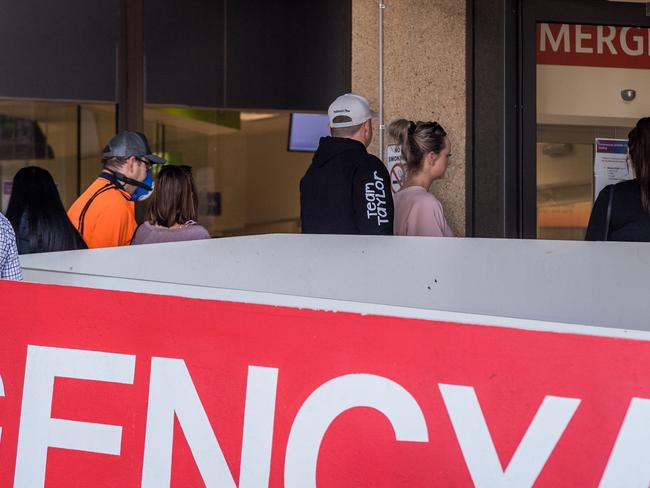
xmin=586 ymin=118 xmax=650 ymax=242
xmin=6 ymin=166 xmax=87 ymax=254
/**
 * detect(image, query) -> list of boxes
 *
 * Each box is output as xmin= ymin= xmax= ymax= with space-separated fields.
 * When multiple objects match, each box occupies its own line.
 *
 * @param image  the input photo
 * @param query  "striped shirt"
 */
xmin=0 ymin=213 xmax=22 ymax=280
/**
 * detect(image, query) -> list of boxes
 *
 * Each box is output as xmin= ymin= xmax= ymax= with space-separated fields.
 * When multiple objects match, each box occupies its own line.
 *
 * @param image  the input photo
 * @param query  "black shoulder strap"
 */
xmin=78 ymin=183 xmax=116 ymax=236
xmin=604 ymin=185 xmax=615 ymax=241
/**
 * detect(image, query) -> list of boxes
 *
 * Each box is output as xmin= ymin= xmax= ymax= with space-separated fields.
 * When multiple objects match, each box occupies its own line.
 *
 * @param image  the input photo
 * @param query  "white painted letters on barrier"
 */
xmin=0 ymin=373 xmax=4 ymax=444
xmin=141 ymin=359 xmax=278 ymax=488
xmin=5 ymin=345 xmax=650 ymax=486
xmin=439 ymin=384 xmax=581 ymax=488
xmin=284 ymin=374 xmax=429 ymax=488
xmin=13 ymin=346 xmax=136 ymax=488
xmin=599 ymin=398 xmax=650 ymax=488
xmin=238 ymin=366 xmax=279 ymax=488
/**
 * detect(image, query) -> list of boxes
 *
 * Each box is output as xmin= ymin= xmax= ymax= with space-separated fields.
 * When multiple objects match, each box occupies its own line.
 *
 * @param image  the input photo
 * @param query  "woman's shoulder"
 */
xmin=185 ymin=223 xmax=211 ymax=239
xmin=607 ymin=179 xmax=642 ymax=207
xmin=131 ymin=221 xmax=153 ymax=244
xmin=397 ymin=186 xmax=442 ymax=209
xmin=594 ymin=180 xmax=638 ymax=203
xmin=167 ymin=222 xmax=210 ymax=240
xmin=613 ymin=179 xmax=640 ymax=193
xmin=413 ymin=188 xmax=443 ymax=209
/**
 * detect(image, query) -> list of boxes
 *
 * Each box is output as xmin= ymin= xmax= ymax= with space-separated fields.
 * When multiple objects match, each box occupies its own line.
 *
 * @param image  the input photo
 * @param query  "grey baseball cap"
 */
xmin=102 ymin=131 xmax=166 ymax=164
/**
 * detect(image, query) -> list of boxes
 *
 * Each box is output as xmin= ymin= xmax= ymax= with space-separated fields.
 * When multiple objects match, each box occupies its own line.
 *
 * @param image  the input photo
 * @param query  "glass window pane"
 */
xmin=0 ymin=99 xmax=116 ymax=213
xmin=536 ymin=22 xmax=643 ymax=240
xmin=143 ymin=107 xmax=313 ymax=237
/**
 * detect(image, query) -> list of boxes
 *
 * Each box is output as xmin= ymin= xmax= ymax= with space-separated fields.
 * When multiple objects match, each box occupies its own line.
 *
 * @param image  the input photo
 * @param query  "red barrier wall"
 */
xmin=1 ymin=281 xmax=649 ymax=487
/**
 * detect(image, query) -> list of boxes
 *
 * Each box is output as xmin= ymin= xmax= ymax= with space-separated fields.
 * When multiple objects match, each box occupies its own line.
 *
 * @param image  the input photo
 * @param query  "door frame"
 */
xmin=467 ymin=0 xmax=650 ymax=238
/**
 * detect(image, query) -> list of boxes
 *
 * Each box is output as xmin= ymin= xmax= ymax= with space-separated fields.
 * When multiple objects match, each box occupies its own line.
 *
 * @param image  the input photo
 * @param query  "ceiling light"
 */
xmin=240 ymin=113 xmax=277 ymax=122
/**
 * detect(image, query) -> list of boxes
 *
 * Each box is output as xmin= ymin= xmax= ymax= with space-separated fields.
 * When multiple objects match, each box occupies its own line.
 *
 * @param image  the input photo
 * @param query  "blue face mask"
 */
xmin=131 ymin=169 xmax=154 ymax=201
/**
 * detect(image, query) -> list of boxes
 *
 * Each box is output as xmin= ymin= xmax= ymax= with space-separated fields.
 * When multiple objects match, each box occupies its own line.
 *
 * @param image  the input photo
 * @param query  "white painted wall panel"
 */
xmin=18 ymin=234 xmax=650 ymax=332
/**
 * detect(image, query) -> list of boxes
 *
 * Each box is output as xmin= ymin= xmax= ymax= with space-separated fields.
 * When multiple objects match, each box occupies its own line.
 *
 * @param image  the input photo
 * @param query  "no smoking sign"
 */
xmin=386 ymin=144 xmax=405 ymax=193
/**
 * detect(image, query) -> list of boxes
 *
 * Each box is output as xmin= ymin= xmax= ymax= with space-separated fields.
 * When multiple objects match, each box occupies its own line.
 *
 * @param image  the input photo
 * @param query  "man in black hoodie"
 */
xmin=300 ymin=94 xmax=394 ymax=235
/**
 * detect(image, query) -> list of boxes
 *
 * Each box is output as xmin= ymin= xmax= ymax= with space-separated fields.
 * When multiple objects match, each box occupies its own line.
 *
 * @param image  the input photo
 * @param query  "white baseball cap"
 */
xmin=328 ymin=93 xmax=376 ymax=128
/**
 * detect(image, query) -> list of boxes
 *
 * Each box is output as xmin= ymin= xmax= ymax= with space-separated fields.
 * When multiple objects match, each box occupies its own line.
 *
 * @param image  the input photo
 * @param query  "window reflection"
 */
xmin=0 ymin=100 xmax=315 ymax=239
xmin=143 ymin=108 xmax=312 ymax=237
xmin=536 ymin=125 xmax=632 ymax=240
xmin=0 ymin=100 xmax=115 ymax=213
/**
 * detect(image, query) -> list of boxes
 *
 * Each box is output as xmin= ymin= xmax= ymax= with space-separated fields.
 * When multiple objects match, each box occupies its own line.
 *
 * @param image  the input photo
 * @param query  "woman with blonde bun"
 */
xmin=387 ymin=119 xmax=454 ymax=237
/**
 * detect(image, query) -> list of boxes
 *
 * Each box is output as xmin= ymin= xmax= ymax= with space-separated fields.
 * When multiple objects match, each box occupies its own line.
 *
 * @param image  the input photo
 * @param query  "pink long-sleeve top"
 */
xmin=393 ymin=186 xmax=454 ymax=237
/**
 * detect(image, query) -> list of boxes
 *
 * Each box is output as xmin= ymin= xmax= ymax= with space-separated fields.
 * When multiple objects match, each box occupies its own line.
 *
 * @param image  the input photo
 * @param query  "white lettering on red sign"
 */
xmin=141 ymin=358 xmax=278 ymax=488
xmin=2 ymin=345 xmax=650 ymax=487
xmin=597 ymin=26 xmax=618 ymax=55
xmin=14 ymin=346 xmax=136 ymax=487
xmin=537 ymin=23 xmax=650 ymax=69
xmin=285 ymin=374 xmax=428 ymax=487
xmin=0 ymin=374 xmax=4 ymax=445
xmin=600 ymin=398 xmax=650 ymax=487
xmin=439 ymin=384 xmax=580 ymax=488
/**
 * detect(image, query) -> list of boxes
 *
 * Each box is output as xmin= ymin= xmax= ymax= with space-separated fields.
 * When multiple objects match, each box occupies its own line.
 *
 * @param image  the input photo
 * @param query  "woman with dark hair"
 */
xmin=586 ymin=117 xmax=650 ymax=241
xmin=131 ymin=164 xmax=210 ymax=245
xmin=387 ymin=119 xmax=454 ymax=237
xmin=6 ymin=166 xmax=87 ymax=254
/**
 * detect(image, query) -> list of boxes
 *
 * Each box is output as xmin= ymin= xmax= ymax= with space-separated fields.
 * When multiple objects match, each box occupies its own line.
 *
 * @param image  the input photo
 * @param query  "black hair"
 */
xmin=628 ymin=117 xmax=650 ymax=214
xmin=6 ymin=166 xmax=87 ymax=254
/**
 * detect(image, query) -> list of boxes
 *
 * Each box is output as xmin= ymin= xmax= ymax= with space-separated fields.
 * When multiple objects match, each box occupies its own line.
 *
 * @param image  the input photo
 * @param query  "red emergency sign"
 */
xmin=1 ymin=281 xmax=650 ymax=487
xmin=537 ymin=22 xmax=650 ymax=69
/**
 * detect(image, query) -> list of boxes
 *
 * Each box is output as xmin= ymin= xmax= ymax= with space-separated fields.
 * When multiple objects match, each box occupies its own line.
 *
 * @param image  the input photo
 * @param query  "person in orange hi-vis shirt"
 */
xmin=68 ymin=131 xmax=166 ymax=249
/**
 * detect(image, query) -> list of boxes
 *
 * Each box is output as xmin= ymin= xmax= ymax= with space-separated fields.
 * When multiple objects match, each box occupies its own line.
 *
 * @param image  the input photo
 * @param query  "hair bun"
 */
xmin=408 ymin=121 xmax=416 ymax=135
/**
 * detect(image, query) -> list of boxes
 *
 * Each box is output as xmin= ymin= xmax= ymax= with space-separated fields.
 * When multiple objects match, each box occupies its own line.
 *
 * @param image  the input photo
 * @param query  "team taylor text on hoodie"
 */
xmin=300 ymin=137 xmax=394 ymax=235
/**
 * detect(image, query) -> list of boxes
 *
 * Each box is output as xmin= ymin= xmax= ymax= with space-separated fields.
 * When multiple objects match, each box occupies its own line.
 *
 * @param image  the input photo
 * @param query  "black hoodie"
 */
xmin=300 ymin=137 xmax=394 ymax=235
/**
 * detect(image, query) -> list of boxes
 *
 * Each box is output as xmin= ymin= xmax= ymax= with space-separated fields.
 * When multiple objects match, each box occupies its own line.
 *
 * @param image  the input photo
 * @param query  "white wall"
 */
xmin=537 ymin=64 xmax=650 ymax=125
xmin=18 ymin=234 xmax=650 ymax=333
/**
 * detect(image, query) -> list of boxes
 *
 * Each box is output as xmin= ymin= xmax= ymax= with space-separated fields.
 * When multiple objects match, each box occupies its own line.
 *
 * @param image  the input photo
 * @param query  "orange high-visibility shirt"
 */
xmin=68 ymin=177 xmax=136 ymax=249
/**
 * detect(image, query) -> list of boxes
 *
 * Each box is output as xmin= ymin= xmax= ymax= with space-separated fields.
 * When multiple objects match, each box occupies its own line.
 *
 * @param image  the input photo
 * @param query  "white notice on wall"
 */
xmin=594 ymin=138 xmax=631 ymax=200
xmin=386 ymin=144 xmax=405 ymax=194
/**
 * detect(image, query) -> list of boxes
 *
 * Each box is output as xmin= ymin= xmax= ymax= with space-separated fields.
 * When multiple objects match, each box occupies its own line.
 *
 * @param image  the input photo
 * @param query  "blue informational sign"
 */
xmin=595 ymin=139 xmax=627 ymax=155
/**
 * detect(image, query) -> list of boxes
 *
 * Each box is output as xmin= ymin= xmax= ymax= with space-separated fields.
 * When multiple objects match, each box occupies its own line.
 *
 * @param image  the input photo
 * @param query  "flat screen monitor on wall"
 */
xmin=288 ymin=113 xmax=330 ymax=152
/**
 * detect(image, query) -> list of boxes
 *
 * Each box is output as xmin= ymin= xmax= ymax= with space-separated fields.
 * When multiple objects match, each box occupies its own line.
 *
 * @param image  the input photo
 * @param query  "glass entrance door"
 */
xmin=533 ymin=16 xmax=650 ymax=239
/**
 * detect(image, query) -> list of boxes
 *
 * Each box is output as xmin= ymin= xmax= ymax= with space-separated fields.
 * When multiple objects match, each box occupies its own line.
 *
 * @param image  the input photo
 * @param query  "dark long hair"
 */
xmin=6 ymin=166 xmax=87 ymax=254
xmin=147 ymin=165 xmax=198 ymax=227
xmin=629 ymin=117 xmax=650 ymax=214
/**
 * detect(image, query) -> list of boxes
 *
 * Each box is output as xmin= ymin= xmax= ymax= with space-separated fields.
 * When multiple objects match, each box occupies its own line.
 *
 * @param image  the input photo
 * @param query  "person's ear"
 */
xmin=428 ymin=151 xmax=440 ymax=167
xmin=124 ymin=156 xmax=138 ymax=175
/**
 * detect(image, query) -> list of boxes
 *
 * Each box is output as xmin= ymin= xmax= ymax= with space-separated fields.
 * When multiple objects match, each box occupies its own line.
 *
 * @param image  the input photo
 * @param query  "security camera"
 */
xmin=621 ymin=89 xmax=636 ymax=102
